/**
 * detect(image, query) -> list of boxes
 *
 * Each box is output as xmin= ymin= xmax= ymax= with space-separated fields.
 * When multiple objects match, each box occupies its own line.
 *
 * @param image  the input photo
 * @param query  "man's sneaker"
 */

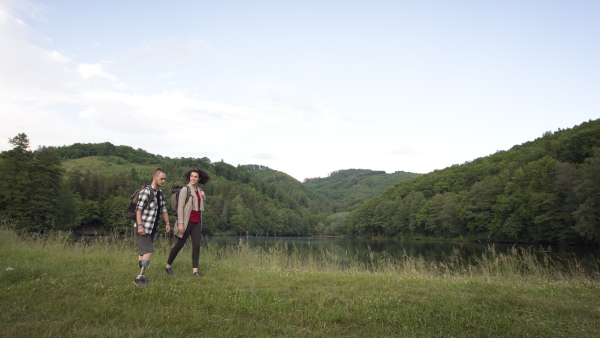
xmin=192 ymin=272 xmax=204 ymax=278
xmin=133 ymin=276 xmax=147 ymax=287
xmin=165 ymin=267 xmax=174 ymax=275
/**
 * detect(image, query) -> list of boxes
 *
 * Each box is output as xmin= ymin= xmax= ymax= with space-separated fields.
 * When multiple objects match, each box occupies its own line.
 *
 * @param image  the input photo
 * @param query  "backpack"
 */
xmin=127 ymin=185 xmax=155 ymax=221
xmin=170 ymin=184 xmax=192 ymax=216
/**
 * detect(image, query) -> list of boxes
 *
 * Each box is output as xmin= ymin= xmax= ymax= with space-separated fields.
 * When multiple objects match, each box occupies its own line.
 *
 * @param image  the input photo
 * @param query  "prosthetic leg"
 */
xmin=133 ymin=260 xmax=151 ymax=287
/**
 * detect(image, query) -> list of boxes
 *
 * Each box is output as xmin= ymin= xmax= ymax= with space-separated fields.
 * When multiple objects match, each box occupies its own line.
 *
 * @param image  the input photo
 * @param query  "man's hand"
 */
xmin=165 ymin=224 xmax=171 ymax=233
xmin=178 ymin=224 xmax=185 ymax=234
xmin=137 ymin=226 xmax=146 ymax=236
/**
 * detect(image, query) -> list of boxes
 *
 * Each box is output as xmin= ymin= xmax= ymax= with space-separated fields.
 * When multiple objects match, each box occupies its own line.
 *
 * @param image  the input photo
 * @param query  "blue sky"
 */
xmin=1 ymin=0 xmax=598 ymax=181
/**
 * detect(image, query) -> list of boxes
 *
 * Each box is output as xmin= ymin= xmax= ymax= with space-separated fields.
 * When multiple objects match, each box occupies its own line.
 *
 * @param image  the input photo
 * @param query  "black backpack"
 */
xmin=170 ymin=184 xmax=192 ymax=216
xmin=127 ymin=185 xmax=155 ymax=220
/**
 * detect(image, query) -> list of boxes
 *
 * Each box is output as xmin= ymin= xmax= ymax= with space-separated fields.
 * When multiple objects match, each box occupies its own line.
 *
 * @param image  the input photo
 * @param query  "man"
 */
xmin=133 ymin=168 xmax=171 ymax=287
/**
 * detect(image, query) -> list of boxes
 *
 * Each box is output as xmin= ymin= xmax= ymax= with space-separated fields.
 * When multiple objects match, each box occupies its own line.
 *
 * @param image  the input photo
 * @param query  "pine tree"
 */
xmin=0 ymin=134 xmax=63 ymax=232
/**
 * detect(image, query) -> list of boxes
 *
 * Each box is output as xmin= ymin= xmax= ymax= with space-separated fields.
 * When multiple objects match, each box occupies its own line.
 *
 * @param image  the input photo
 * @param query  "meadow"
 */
xmin=1 ymin=226 xmax=599 ymax=337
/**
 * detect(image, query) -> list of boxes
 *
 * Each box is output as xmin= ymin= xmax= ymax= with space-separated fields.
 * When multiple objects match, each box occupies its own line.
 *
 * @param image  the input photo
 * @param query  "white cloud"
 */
xmin=77 ymin=63 xmax=117 ymax=81
xmin=76 ymin=90 xmax=260 ymax=135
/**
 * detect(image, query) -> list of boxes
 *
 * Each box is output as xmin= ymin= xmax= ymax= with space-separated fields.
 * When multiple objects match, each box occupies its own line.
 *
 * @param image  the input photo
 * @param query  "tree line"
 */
xmin=0 ymin=134 xmax=333 ymax=236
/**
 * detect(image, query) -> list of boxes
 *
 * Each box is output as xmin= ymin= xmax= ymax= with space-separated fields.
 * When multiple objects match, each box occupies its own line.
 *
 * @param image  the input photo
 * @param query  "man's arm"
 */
xmin=158 ymin=191 xmax=170 ymax=233
xmin=163 ymin=212 xmax=171 ymax=233
xmin=136 ymin=210 xmax=145 ymax=235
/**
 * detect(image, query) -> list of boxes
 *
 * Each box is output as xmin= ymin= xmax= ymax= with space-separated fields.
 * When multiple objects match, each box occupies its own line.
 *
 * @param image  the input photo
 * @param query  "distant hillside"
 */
xmin=304 ymin=169 xmax=420 ymax=210
xmin=346 ymin=119 xmax=600 ymax=245
xmin=55 ymin=154 xmax=415 ymax=236
xmin=242 ymin=165 xmax=336 ymax=212
xmin=0 ymin=139 xmax=336 ymax=236
xmin=54 ymin=142 xmax=170 ymax=164
xmin=58 ymin=149 xmax=418 ymax=214
xmin=62 ymin=156 xmax=157 ymax=174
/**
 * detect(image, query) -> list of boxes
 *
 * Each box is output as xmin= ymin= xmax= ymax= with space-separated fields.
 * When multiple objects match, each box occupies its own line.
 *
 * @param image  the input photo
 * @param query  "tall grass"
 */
xmin=1 ymin=227 xmax=599 ymax=337
xmin=204 ymin=238 xmax=585 ymax=281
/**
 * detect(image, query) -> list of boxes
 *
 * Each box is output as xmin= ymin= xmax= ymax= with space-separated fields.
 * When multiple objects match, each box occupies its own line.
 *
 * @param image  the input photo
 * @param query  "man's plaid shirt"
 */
xmin=134 ymin=186 xmax=167 ymax=234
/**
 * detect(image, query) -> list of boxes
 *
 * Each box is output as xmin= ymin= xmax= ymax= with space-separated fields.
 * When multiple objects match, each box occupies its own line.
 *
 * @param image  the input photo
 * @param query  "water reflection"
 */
xmin=206 ymin=236 xmax=600 ymax=270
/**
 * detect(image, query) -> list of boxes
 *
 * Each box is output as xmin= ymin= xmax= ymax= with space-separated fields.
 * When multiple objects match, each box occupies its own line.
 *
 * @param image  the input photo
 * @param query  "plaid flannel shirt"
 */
xmin=133 ymin=186 xmax=167 ymax=234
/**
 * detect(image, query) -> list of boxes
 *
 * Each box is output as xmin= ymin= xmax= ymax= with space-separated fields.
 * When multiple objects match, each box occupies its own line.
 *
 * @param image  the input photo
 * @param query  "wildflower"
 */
xmin=5 ymin=267 xmax=14 ymax=271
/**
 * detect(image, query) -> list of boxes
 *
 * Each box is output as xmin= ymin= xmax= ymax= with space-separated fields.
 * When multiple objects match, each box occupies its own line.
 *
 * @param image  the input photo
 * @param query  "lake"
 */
xmin=204 ymin=236 xmax=600 ymax=271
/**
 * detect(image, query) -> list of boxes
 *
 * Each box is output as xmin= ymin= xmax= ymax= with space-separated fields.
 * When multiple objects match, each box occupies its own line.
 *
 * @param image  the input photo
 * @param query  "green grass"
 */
xmin=1 ymin=227 xmax=599 ymax=337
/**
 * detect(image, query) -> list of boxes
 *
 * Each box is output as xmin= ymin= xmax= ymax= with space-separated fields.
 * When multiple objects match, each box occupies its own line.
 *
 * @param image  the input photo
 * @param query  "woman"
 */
xmin=165 ymin=168 xmax=210 ymax=277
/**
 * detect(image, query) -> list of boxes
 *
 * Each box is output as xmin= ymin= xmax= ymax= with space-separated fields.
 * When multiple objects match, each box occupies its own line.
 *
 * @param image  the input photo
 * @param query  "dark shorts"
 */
xmin=135 ymin=231 xmax=156 ymax=256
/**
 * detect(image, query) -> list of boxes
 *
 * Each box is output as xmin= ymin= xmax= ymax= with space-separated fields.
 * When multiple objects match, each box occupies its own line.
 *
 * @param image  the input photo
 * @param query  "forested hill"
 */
xmin=1 ymin=136 xmax=421 ymax=236
xmin=0 ymin=138 xmax=337 ymax=236
xmin=304 ymin=169 xmax=420 ymax=210
xmin=55 ymin=142 xmax=168 ymax=164
xmin=345 ymin=119 xmax=600 ymax=245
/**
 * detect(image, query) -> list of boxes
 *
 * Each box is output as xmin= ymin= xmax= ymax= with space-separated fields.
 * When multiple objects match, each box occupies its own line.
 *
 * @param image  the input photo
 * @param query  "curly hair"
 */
xmin=183 ymin=167 xmax=210 ymax=184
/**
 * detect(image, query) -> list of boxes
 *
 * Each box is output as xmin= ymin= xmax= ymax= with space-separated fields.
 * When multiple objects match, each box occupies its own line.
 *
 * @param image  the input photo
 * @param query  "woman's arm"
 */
xmin=177 ymin=187 xmax=187 ymax=224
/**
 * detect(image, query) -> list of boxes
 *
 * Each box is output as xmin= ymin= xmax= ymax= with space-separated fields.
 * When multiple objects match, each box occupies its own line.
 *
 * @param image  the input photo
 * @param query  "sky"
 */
xmin=0 ymin=0 xmax=598 ymax=182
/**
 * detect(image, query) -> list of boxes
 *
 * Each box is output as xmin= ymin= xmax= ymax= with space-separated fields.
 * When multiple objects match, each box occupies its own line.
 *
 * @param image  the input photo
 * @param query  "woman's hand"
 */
xmin=178 ymin=224 xmax=185 ymax=234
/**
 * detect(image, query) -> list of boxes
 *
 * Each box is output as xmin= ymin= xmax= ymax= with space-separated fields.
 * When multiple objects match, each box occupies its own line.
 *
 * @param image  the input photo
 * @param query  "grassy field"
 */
xmin=1 ymin=227 xmax=599 ymax=337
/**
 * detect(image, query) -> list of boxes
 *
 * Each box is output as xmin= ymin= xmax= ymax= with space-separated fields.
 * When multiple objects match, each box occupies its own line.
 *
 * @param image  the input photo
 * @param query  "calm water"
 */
xmin=204 ymin=236 xmax=600 ymax=270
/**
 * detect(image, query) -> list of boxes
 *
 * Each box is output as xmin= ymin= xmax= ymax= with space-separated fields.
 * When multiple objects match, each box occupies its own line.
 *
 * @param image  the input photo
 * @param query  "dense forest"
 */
xmin=1 ymin=118 xmax=599 ymax=245
xmin=345 ymin=119 xmax=600 ymax=245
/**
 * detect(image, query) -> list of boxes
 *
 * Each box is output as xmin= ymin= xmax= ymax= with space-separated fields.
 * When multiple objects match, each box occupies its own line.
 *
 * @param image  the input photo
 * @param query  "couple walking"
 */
xmin=133 ymin=167 xmax=210 ymax=287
